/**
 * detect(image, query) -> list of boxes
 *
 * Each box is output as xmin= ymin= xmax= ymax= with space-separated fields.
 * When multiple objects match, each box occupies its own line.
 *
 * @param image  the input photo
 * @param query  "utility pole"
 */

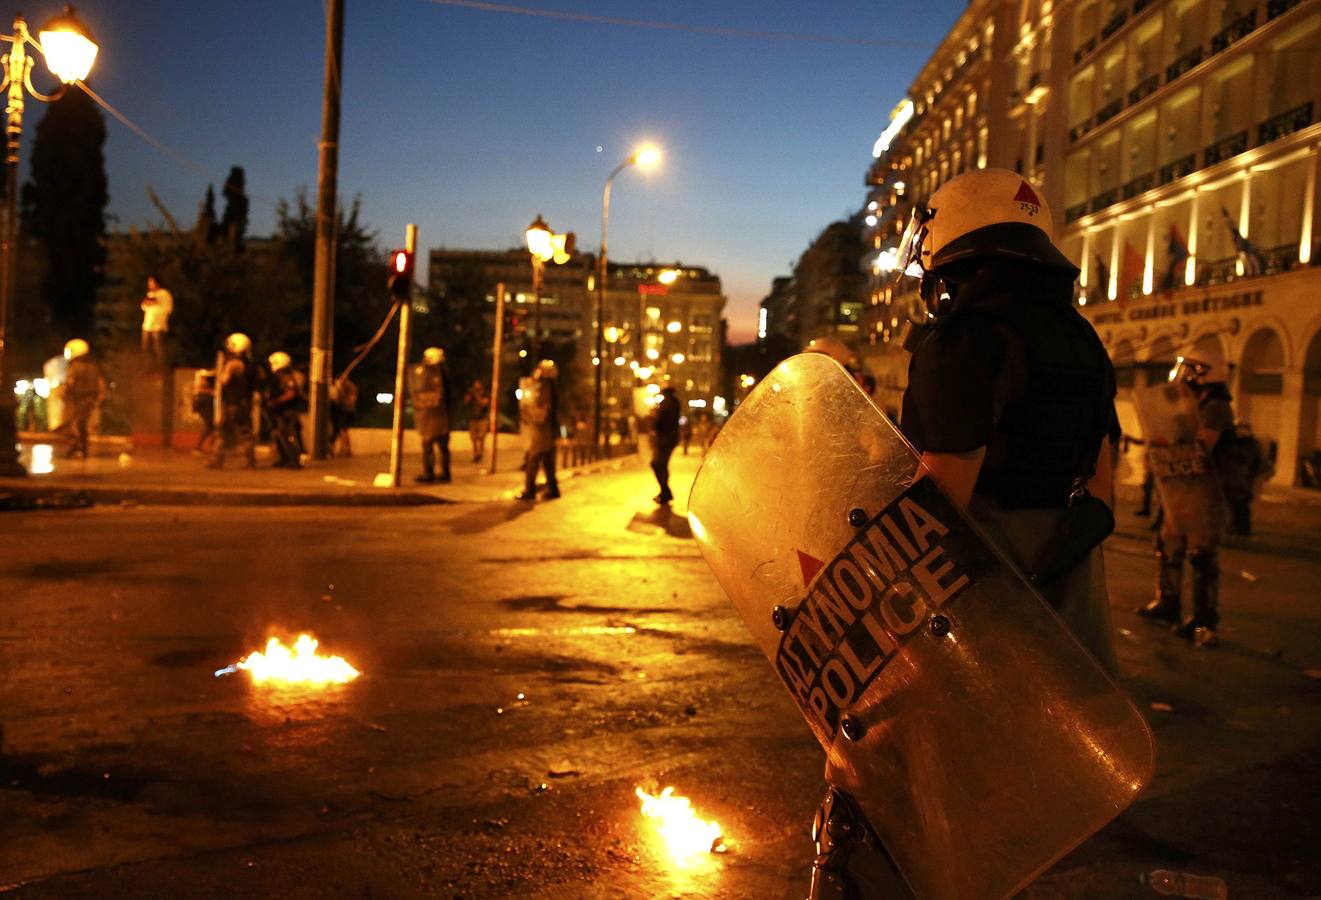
xmin=388 ymin=224 xmax=417 ymax=487
xmin=488 ymin=281 xmax=505 ymax=474
xmin=308 ymin=0 xmax=344 ymax=460
xmin=530 ymin=255 xmax=544 ymax=362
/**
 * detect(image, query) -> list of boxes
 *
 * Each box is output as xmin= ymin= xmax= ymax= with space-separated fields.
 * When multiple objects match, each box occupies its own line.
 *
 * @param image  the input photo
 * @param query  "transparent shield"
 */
xmin=893 ymin=207 xmax=928 ymax=286
xmin=1133 ymin=382 xmax=1226 ymax=542
xmin=688 ymin=353 xmax=1155 ymax=900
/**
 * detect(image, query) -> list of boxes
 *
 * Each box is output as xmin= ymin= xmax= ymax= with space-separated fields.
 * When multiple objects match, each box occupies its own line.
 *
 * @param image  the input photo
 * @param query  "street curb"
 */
xmin=0 ymin=453 xmax=641 ymax=509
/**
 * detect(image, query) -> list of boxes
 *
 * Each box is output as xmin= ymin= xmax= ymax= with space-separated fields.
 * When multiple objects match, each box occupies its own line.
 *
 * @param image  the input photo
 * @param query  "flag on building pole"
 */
xmin=1161 ymin=224 xmax=1190 ymax=293
xmin=1220 ymin=205 xmax=1266 ymax=276
xmin=1119 ymin=240 xmax=1145 ymax=306
xmin=1088 ymin=254 xmax=1110 ymax=306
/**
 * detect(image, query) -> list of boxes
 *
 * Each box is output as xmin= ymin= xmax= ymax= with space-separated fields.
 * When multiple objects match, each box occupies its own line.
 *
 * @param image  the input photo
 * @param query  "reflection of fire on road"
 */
xmin=636 ymin=786 xmax=726 ymax=866
xmin=214 ymin=634 xmax=360 ymax=685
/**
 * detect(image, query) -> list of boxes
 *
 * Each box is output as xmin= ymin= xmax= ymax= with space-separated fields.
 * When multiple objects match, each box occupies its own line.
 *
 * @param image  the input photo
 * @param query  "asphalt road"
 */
xmin=2 ymin=454 xmax=1319 ymax=899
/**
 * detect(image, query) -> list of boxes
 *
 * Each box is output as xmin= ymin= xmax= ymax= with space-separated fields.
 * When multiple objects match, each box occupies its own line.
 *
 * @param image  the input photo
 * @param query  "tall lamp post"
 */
xmin=0 ymin=6 xmax=98 ymax=476
xmin=594 ymin=144 xmax=659 ymax=447
xmin=524 ymin=214 xmax=573 ymax=363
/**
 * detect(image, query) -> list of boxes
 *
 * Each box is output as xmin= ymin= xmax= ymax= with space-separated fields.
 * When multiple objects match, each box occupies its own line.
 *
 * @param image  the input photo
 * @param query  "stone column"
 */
xmin=1274 ymin=362 xmax=1305 ymax=486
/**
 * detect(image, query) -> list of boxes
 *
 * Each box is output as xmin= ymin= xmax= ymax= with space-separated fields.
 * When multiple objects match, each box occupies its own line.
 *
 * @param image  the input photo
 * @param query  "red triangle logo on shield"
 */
xmin=797 ymin=550 xmax=826 ymax=587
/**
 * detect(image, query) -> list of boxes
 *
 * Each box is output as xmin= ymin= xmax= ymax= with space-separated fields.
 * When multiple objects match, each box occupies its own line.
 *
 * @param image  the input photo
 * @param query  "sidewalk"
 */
xmin=0 ymin=431 xmax=639 ymax=507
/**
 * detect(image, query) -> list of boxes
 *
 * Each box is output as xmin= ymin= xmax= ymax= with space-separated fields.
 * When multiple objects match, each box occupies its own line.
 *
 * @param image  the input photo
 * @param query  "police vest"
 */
xmin=969 ymin=293 xmax=1115 ymax=509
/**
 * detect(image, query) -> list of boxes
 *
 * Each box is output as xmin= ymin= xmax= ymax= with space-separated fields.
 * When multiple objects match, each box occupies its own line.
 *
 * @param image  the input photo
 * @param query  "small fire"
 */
xmin=215 ymin=634 xmax=360 ymax=685
xmin=636 ymin=786 xmax=725 ymax=865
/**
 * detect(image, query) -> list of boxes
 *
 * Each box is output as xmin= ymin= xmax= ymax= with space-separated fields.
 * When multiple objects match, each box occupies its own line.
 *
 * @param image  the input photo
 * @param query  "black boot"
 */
xmin=1138 ymin=546 xmax=1183 ymax=624
xmin=1177 ymin=549 xmax=1220 ymax=646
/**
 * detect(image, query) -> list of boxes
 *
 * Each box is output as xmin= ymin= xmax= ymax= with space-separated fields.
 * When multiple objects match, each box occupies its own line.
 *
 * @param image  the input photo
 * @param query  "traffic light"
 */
xmin=506 ymin=305 xmax=529 ymax=338
xmin=387 ymin=249 xmax=413 ymax=300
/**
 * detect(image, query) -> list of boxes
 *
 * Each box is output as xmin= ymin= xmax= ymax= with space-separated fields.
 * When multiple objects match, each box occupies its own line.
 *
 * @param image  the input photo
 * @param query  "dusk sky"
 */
xmin=28 ymin=0 xmax=965 ymax=342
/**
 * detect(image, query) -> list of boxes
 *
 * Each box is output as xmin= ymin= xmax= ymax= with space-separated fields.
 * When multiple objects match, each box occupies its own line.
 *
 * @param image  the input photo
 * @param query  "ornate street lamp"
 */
xmin=0 ymin=5 xmax=99 ymax=475
xmin=594 ymin=144 xmax=659 ymax=447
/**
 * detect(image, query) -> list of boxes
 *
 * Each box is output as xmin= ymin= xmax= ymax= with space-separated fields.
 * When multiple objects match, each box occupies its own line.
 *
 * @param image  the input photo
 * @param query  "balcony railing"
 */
xmin=1128 ymin=73 xmax=1159 ymax=105
xmin=1091 ymin=188 xmax=1120 ymax=212
xmin=1211 ymin=11 xmax=1256 ymax=54
xmin=1065 ymin=201 xmax=1090 ymax=223
xmin=1166 ymin=46 xmax=1203 ymax=83
xmin=1070 ymin=117 xmax=1094 ymax=142
xmin=1073 ymin=35 xmax=1097 ymax=64
xmin=1101 ymin=9 xmax=1129 ymax=40
xmin=1264 ymin=243 xmax=1298 ymax=275
xmin=1158 ymin=153 xmax=1197 ymax=185
xmin=1096 ymin=97 xmax=1124 ymax=124
xmin=1028 ymin=71 xmax=1042 ymax=90
xmin=1122 ymin=170 xmax=1156 ymax=199
xmin=1201 ymin=256 xmax=1238 ymax=286
xmin=1204 ymin=130 xmax=1248 ymax=166
xmin=1268 ymin=0 xmax=1304 ymax=20
xmin=1258 ymin=101 xmax=1314 ymax=145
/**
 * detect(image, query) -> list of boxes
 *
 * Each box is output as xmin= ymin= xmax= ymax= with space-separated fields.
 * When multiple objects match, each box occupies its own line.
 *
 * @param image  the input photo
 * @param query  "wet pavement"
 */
xmin=1 ymin=454 xmax=1319 ymax=898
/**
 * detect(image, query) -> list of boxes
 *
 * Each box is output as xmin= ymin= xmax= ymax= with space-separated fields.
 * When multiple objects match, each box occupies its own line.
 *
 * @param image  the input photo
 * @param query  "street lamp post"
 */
xmin=525 ymin=214 xmax=553 ymax=362
xmin=594 ymin=144 xmax=659 ymax=448
xmin=0 ymin=6 xmax=98 ymax=476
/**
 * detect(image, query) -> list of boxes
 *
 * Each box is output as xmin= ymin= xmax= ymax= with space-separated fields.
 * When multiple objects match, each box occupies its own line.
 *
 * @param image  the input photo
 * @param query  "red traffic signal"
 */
xmin=387 ymin=249 xmax=414 ymax=299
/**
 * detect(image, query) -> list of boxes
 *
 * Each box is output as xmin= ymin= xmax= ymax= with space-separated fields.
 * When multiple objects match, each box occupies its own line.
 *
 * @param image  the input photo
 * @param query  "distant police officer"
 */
xmin=1137 ymin=345 xmax=1236 ymax=646
xmin=410 ymin=347 xmax=452 ymax=483
xmin=265 ymin=351 xmax=307 ymax=469
xmin=62 ymin=338 xmax=105 ymax=459
xmin=518 ymin=360 xmax=560 ymax=501
xmin=209 ymin=332 xmax=259 ymax=469
xmin=897 ymin=168 xmax=1120 ymax=671
xmin=651 ymin=386 xmax=681 ymax=505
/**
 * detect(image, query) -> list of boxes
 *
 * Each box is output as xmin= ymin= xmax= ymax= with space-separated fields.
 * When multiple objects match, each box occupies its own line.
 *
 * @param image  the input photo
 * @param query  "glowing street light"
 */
xmin=0 ymin=5 xmax=99 ymax=476
xmin=657 ymin=268 xmax=679 ymax=285
xmin=524 ymin=214 xmax=574 ymax=360
xmin=595 ymin=142 xmax=663 ymax=446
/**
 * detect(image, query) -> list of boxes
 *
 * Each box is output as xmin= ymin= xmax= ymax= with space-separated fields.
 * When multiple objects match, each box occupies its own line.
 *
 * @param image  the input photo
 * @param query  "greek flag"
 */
xmin=1220 ymin=206 xmax=1266 ymax=276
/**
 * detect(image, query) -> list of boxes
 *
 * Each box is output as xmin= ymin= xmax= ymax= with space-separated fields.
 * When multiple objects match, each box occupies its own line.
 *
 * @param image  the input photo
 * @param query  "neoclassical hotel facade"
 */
xmin=862 ymin=0 xmax=1321 ymax=485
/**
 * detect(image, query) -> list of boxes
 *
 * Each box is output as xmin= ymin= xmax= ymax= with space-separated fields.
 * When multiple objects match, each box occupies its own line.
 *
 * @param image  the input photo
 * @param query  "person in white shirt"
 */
xmin=140 ymin=275 xmax=173 ymax=366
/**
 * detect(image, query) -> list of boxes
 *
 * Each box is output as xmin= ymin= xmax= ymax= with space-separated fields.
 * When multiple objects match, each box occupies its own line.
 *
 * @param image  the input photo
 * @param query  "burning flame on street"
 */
xmin=636 ymin=786 xmax=726 ymax=865
xmin=215 ymin=634 xmax=360 ymax=685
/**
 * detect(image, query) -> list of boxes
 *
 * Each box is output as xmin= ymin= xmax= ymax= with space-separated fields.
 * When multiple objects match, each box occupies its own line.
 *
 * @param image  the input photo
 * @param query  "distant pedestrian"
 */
xmin=139 ymin=275 xmax=173 ymax=369
xmin=61 ymin=338 xmax=104 ymax=460
xmin=679 ymin=414 xmax=692 ymax=455
xmin=329 ymin=376 xmax=357 ymax=458
xmin=517 ymin=360 xmax=560 ymax=501
xmin=651 ymin=386 xmax=681 ymax=505
xmin=266 ymin=351 xmax=307 ymax=469
xmin=192 ymin=368 xmax=217 ymax=454
xmin=410 ymin=347 xmax=452 ymax=483
xmin=208 ymin=333 xmax=258 ymax=469
xmin=464 ymin=380 xmax=491 ymax=463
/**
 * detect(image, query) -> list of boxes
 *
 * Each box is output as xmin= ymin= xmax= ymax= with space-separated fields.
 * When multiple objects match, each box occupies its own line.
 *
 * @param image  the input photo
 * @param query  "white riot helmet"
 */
xmin=534 ymin=359 xmax=558 ymax=380
xmin=1169 ymin=341 xmax=1229 ymax=386
xmin=225 ymin=332 xmax=252 ymax=355
xmin=896 ymin=168 xmax=1078 ymax=281
xmin=268 ymin=351 xmax=292 ymax=372
xmin=63 ymin=338 xmax=90 ymax=360
xmin=423 ymin=347 xmax=446 ymax=366
xmin=805 ymin=336 xmax=858 ymax=370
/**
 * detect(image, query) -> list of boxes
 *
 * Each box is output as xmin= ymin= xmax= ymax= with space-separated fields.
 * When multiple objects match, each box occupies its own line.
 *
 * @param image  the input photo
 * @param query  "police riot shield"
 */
xmin=687 ymin=354 xmax=1154 ymax=900
xmin=1133 ymin=381 xmax=1225 ymax=543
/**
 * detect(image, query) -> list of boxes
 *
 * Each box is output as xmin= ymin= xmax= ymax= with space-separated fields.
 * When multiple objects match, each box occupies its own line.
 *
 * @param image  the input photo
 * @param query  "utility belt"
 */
xmin=973 ymin=469 xmax=1077 ymax=509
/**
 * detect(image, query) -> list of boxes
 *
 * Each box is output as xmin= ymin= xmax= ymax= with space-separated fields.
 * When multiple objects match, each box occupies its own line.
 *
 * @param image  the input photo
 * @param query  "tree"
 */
xmin=422 ymin=259 xmax=494 ymax=421
xmin=21 ymin=86 xmax=108 ymax=340
xmin=194 ymin=185 xmax=218 ymax=243
xmin=220 ymin=166 xmax=249 ymax=251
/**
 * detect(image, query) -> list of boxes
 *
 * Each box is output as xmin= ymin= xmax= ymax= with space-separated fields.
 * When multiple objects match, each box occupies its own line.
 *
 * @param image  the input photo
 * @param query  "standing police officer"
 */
xmin=1137 ymin=345 xmax=1235 ymax=646
xmin=265 ymin=351 xmax=307 ymax=469
xmin=208 ymin=332 xmax=259 ymax=469
xmin=518 ymin=360 xmax=560 ymax=501
xmin=62 ymin=338 xmax=105 ymax=459
xmin=410 ymin=346 xmax=452 ymax=483
xmin=897 ymin=168 xmax=1120 ymax=671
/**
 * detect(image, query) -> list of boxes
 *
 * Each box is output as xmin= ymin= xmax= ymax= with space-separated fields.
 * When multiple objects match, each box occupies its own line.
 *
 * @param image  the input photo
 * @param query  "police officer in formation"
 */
xmin=1137 ymin=345 xmax=1237 ymax=646
xmin=650 ymin=385 xmax=681 ymax=505
xmin=208 ymin=332 xmax=260 ymax=469
xmin=410 ymin=346 xmax=452 ymax=483
xmin=518 ymin=359 xmax=560 ymax=501
xmin=265 ymin=351 xmax=307 ymax=469
xmin=62 ymin=338 xmax=105 ymax=459
xmin=898 ymin=168 xmax=1119 ymax=671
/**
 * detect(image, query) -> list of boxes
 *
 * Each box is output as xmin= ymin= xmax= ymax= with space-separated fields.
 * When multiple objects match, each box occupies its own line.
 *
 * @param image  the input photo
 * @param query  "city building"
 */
xmin=757 ymin=275 xmax=797 ymax=348
xmin=596 ymin=262 xmax=725 ymax=419
xmin=858 ymin=0 xmax=1320 ymax=484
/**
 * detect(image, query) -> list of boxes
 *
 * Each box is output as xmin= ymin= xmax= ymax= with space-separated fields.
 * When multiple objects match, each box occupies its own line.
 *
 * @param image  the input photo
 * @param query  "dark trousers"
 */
xmin=422 ymin=433 xmax=451 ymax=479
xmin=213 ymin=404 xmax=255 ymax=467
xmin=271 ymin=410 xmax=303 ymax=467
xmin=652 ymin=438 xmax=678 ymax=502
xmin=67 ymin=400 xmax=95 ymax=458
xmin=524 ymin=449 xmax=558 ymax=495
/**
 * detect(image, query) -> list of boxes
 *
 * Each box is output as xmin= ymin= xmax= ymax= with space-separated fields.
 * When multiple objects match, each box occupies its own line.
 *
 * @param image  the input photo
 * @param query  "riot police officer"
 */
xmin=410 ymin=347 xmax=452 ymax=483
xmin=62 ymin=338 xmax=105 ymax=459
xmin=208 ymin=332 xmax=259 ymax=469
xmin=1137 ymin=345 xmax=1235 ymax=646
xmin=517 ymin=360 xmax=560 ymax=501
xmin=265 ymin=351 xmax=307 ymax=469
xmin=897 ymin=168 xmax=1119 ymax=671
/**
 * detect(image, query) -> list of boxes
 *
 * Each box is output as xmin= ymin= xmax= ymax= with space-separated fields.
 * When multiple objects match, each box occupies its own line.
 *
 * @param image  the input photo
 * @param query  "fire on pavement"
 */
xmin=214 ymin=634 xmax=360 ymax=686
